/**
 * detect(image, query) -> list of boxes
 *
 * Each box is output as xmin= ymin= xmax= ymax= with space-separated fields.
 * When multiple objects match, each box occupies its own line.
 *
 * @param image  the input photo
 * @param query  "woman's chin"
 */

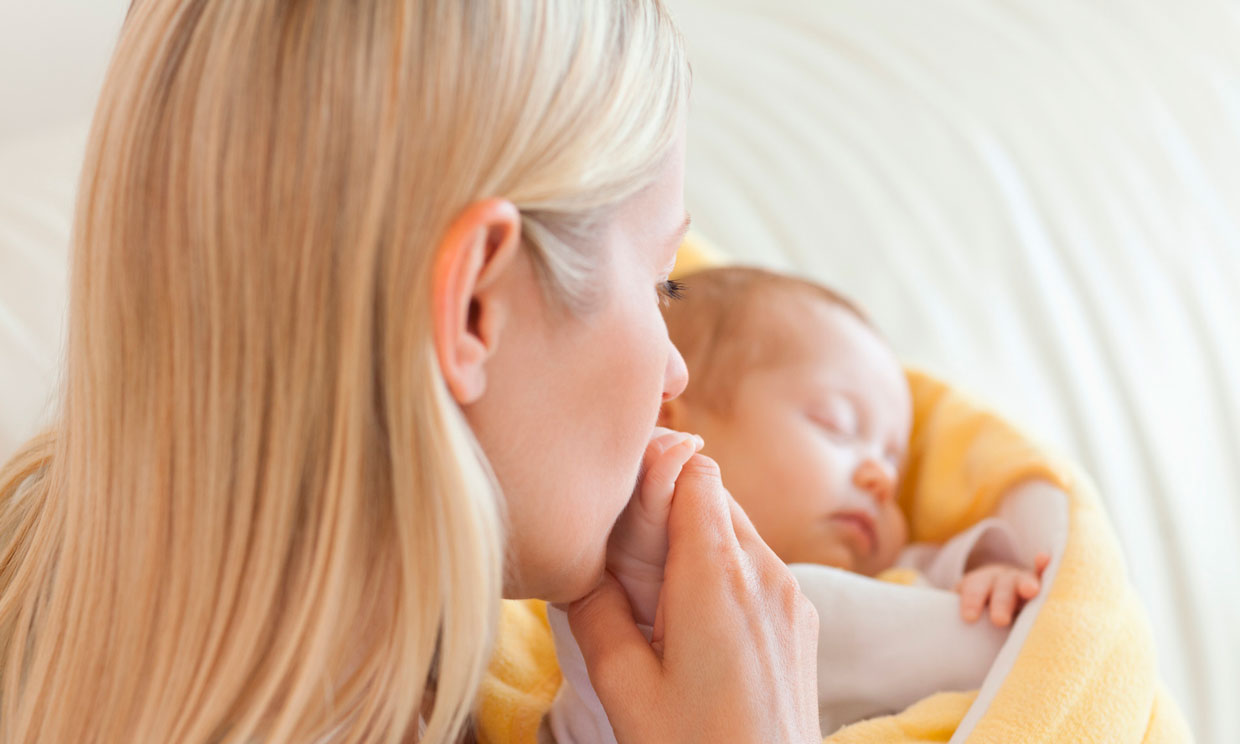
xmin=502 ymin=546 xmax=607 ymax=604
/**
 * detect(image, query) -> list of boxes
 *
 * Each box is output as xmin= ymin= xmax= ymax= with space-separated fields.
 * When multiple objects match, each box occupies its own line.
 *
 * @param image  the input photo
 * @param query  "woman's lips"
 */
xmin=830 ymin=511 xmax=877 ymax=555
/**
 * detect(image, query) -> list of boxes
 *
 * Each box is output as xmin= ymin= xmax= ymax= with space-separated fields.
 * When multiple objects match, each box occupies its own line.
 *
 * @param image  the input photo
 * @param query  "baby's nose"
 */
xmin=853 ymin=458 xmax=894 ymax=504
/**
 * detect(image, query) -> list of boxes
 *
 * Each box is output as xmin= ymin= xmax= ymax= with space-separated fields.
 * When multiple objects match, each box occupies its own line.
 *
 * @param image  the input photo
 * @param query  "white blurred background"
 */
xmin=1 ymin=1 xmax=1237 ymax=740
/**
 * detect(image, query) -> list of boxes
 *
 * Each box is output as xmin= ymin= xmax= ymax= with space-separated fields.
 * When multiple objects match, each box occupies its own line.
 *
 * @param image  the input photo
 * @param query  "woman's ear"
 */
xmin=432 ymin=199 xmax=523 ymax=405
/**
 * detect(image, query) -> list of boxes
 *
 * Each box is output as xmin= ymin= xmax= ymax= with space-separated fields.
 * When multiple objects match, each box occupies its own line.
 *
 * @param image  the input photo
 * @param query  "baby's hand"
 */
xmin=606 ymin=427 xmax=704 ymax=626
xmin=955 ymin=552 xmax=1052 ymax=627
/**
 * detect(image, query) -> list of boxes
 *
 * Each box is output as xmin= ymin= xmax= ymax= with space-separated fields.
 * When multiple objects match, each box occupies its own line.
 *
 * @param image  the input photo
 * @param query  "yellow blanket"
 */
xmin=475 ymin=236 xmax=1191 ymax=743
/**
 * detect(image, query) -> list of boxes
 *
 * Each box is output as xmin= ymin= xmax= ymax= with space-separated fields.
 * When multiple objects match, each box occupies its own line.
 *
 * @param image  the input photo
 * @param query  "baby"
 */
xmin=543 ymin=267 xmax=1049 ymax=742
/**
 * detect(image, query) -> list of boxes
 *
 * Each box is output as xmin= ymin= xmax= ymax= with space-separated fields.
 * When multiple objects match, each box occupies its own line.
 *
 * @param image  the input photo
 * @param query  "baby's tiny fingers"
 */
xmin=644 ymin=429 xmax=688 ymax=463
xmin=1034 ymin=552 xmax=1052 ymax=577
xmin=640 ymin=435 xmax=704 ymax=512
xmin=1016 ymin=574 xmax=1041 ymax=599
xmin=990 ymin=573 xmax=1019 ymax=626
xmin=958 ymin=574 xmax=992 ymax=623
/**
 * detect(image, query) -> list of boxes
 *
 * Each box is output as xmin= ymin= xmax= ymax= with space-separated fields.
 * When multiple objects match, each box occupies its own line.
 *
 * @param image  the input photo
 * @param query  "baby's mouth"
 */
xmin=830 ymin=511 xmax=878 ymax=556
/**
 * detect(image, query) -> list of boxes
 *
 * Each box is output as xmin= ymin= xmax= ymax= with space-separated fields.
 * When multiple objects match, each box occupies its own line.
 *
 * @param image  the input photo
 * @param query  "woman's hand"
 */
xmin=566 ymin=454 xmax=822 ymax=744
xmin=605 ymin=426 xmax=703 ymax=626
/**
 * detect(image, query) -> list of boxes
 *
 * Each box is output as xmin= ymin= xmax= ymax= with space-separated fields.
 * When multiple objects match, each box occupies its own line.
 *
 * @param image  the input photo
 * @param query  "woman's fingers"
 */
xmin=725 ymin=492 xmax=791 ymax=581
xmin=664 ymin=454 xmax=740 ymax=561
xmin=606 ymin=430 xmax=704 ymax=621
xmin=724 ymin=487 xmax=763 ymax=545
xmin=585 ymin=452 xmax=822 ymax=743
xmin=654 ymin=454 xmax=735 ymax=650
xmin=566 ymin=571 xmax=660 ymax=702
xmin=659 ymin=453 xmax=811 ymax=649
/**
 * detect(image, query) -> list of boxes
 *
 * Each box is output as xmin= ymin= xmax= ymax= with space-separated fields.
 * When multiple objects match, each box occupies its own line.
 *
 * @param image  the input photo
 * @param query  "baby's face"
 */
xmin=672 ymin=293 xmax=913 ymax=575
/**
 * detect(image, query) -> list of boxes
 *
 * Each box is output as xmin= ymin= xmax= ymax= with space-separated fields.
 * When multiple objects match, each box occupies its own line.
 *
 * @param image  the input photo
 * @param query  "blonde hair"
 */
xmin=0 ymin=1 xmax=687 ymax=742
xmin=662 ymin=266 xmax=874 ymax=414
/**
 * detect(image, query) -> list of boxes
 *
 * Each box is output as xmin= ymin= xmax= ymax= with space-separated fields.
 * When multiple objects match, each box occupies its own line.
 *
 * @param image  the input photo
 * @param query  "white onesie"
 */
xmin=542 ymin=516 xmax=1024 ymax=742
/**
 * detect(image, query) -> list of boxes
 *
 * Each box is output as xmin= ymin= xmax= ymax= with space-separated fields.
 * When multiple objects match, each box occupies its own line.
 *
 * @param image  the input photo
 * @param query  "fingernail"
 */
xmin=692 ymin=434 xmax=705 ymax=450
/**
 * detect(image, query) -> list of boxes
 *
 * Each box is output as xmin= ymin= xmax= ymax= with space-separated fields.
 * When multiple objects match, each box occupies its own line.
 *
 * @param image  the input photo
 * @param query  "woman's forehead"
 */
xmin=607 ymin=131 xmax=687 ymax=258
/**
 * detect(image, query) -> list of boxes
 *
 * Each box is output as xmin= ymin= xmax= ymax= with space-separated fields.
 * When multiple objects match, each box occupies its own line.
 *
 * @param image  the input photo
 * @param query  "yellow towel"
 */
xmin=474 ymin=236 xmax=1192 ymax=743
xmin=475 ymin=600 xmax=561 ymax=743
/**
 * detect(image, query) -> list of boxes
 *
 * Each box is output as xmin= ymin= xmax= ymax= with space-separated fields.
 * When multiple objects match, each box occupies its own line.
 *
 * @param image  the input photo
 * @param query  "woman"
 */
xmin=0 ymin=1 xmax=820 ymax=742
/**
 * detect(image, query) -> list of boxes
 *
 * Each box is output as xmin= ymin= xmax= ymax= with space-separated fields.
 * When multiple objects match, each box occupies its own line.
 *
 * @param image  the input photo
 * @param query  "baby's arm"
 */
xmin=792 ymin=563 xmax=1010 ymax=735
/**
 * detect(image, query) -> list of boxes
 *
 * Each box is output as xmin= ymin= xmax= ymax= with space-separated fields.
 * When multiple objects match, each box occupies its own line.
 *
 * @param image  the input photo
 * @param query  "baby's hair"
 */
xmin=662 ymin=266 xmax=878 ymax=414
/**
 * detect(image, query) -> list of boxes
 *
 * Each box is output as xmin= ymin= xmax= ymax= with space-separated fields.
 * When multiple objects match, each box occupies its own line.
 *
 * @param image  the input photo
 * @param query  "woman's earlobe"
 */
xmin=431 ymin=199 xmax=523 ymax=405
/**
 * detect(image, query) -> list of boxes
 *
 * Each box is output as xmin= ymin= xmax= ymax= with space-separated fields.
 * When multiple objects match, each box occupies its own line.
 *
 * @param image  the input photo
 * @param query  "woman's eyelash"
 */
xmin=657 ymin=278 xmax=685 ymax=305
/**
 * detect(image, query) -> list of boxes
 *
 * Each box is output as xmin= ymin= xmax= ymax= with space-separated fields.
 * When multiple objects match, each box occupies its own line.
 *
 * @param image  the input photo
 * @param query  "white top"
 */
xmin=543 ymin=517 xmax=1023 ymax=741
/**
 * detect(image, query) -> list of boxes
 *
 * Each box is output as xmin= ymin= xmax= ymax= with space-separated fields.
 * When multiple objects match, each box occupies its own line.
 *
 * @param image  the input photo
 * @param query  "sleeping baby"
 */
xmin=541 ymin=266 xmax=1050 ymax=742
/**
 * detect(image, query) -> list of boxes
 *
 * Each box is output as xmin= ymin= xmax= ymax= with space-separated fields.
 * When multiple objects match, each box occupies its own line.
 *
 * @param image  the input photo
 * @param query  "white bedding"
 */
xmin=1 ymin=1 xmax=1237 ymax=740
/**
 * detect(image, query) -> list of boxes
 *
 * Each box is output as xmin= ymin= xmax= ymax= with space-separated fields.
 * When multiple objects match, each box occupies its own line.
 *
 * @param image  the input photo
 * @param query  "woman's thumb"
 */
xmin=566 ymin=571 xmax=661 ymax=704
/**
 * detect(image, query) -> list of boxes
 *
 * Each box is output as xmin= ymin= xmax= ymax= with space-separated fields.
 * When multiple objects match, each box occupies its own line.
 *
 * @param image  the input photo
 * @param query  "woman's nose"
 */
xmin=853 ymin=458 xmax=894 ymax=504
xmin=662 ymin=340 xmax=689 ymax=402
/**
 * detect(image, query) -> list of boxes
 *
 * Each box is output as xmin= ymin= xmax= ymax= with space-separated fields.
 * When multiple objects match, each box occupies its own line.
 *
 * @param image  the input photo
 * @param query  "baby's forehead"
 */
xmin=739 ymin=288 xmax=871 ymax=357
xmin=736 ymin=291 xmax=907 ymax=403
